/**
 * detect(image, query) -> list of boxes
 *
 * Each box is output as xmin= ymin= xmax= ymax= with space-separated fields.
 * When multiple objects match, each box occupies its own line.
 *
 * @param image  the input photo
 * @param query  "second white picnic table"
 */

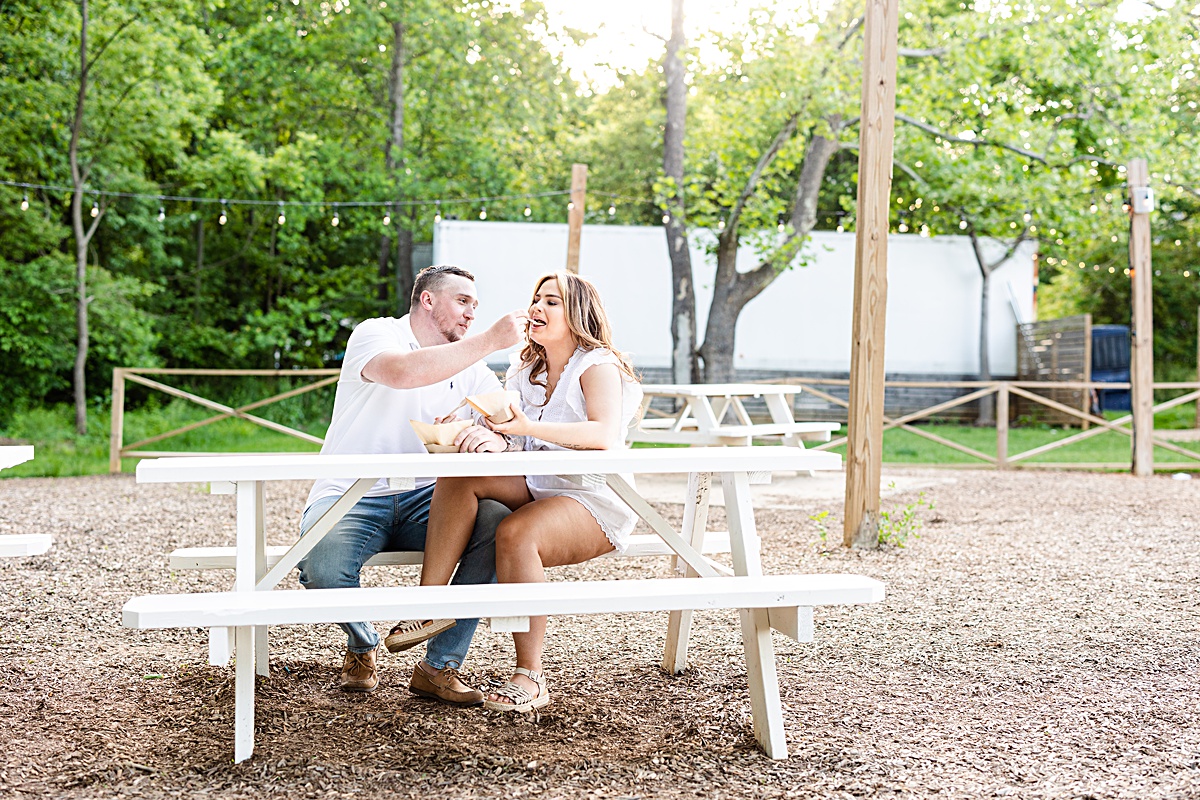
xmin=629 ymin=383 xmax=838 ymax=447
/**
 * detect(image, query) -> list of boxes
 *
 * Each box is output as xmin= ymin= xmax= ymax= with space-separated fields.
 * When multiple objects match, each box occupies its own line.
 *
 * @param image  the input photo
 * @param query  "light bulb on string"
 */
xmin=479 ymin=206 xmax=487 ymax=220
xmin=524 ymin=205 xmax=532 ymax=218
xmin=777 ymin=218 xmax=786 ymax=234
xmin=90 ymin=200 xmax=99 ymax=218
xmin=331 ymin=206 xmax=340 ymax=227
xmin=218 ymin=200 xmax=228 ymax=226
xmin=662 ymin=213 xmax=670 ymax=225
xmin=717 ymin=217 xmax=725 ymax=230
xmin=434 ymin=201 xmax=442 ymax=224
xmin=382 ymin=208 xmax=391 ymax=226
xmin=277 ymin=202 xmax=286 ymax=226
xmin=567 ymin=201 xmax=575 ymax=212
xmin=20 ymin=194 xmax=29 ymax=211
xmin=607 ymin=204 xmax=616 ymax=216
xmin=157 ymin=206 xmax=165 ymax=223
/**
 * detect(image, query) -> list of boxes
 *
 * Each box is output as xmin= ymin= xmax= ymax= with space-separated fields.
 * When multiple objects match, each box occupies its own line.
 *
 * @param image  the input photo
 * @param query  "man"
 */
xmin=298 ymin=265 xmax=527 ymax=705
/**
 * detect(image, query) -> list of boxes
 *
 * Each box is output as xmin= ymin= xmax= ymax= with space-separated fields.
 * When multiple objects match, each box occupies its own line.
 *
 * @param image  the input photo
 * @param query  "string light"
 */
xmin=567 ymin=201 xmax=575 ymax=212
xmin=20 ymin=193 xmax=29 ymax=211
xmin=662 ymin=213 xmax=670 ymax=225
xmin=717 ymin=217 xmax=725 ymax=230
xmin=277 ymin=201 xmax=286 ymax=226
xmin=607 ymin=204 xmax=616 ymax=216
xmin=958 ymin=220 xmax=968 ymax=229
xmin=218 ymin=200 xmax=228 ymax=226
xmin=382 ymin=208 xmax=391 ymax=226
xmin=776 ymin=218 xmax=786 ymax=233
xmin=157 ymin=206 xmax=165 ymax=222
xmin=90 ymin=200 xmax=99 ymax=218
xmin=434 ymin=201 xmax=441 ymax=223
xmin=479 ymin=205 xmax=487 ymax=220
xmin=330 ymin=206 xmax=340 ymax=227
xmin=524 ymin=205 xmax=532 ymax=217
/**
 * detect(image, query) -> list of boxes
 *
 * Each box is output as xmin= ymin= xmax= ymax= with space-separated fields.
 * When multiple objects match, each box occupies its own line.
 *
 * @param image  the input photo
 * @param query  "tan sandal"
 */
xmin=483 ymin=667 xmax=550 ymax=712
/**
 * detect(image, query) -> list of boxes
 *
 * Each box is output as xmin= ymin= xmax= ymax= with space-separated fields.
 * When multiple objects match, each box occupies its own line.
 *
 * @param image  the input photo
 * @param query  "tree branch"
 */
xmin=896 ymin=113 xmax=1047 ymax=163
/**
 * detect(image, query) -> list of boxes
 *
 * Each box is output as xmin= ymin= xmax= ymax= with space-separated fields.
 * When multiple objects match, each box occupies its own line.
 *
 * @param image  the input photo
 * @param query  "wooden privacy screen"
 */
xmin=1016 ymin=314 xmax=1092 ymax=427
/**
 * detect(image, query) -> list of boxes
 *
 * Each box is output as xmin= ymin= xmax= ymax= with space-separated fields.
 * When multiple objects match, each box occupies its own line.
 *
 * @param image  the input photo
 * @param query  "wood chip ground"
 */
xmin=0 ymin=469 xmax=1197 ymax=798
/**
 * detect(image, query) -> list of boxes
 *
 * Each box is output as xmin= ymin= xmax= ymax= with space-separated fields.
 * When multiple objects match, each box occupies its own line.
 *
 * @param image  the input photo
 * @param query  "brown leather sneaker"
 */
xmin=339 ymin=647 xmax=380 ymax=692
xmin=408 ymin=662 xmax=484 ymax=706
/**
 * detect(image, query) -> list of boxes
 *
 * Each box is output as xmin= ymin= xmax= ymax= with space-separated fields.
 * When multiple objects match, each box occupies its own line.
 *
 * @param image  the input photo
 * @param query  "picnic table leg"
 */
xmin=233 ymin=624 xmax=256 ymax=762
xmin=662 ymin=471 xmax=712 ymax=674
xmin=252 ymin=481 xmax=269 ymax=677
xmin=235 ymin=482 xmax=270 ymax=678
xmin=722 ymin=470 xmax=788 ymax=759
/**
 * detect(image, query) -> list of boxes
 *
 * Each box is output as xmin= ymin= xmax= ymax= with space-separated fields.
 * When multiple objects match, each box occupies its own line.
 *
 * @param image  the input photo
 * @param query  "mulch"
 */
xmin=0 ymin=468 xmax=1197 ymax=799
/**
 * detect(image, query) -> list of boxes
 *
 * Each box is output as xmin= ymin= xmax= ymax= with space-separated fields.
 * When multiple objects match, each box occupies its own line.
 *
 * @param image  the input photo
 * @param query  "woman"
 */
xmin=414 ymin=271 xmax=641 ymax=712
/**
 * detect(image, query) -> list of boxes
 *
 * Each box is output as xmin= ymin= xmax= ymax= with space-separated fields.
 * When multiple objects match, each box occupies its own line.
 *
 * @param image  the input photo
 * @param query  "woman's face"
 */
xmin=527 ymin=278 xmax=568 ymax=346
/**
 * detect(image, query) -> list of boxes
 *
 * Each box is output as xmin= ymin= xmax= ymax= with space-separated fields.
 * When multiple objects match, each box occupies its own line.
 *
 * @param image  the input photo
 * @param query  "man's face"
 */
xmin=424 ymin=275 xmax=479 ymax=343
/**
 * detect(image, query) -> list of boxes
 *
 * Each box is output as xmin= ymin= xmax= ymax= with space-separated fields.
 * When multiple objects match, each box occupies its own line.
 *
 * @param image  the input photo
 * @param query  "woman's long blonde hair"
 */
xmin=519 ymin=271 xmax=638 ymax=395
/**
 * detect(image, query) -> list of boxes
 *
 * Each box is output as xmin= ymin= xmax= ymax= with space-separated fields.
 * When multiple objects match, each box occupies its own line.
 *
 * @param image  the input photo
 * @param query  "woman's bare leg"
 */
xmin=422 ymin=476 xmax=531 ymax=586
xmin=489 ymin=496 xmax=615 ymax=702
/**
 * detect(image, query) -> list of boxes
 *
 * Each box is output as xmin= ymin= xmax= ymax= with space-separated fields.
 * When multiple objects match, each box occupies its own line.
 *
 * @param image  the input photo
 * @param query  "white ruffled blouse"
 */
xmin=506 ymin=347 xmax=643 ymax=551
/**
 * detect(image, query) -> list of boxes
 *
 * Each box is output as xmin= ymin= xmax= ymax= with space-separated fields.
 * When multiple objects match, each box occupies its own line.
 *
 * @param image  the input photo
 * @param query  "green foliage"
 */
xmin=0 ymin=0 xmax=1197 ymax=411
xmin=876 ymin=484 xmax=934 ymax=548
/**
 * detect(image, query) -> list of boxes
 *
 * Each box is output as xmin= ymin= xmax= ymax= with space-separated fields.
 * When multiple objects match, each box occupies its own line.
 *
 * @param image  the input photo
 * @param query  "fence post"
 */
xmin=109 ymin=368 xmax=126 ymax=474
xmin=843 ymin=0 xmax=899 ymax=549
xmin=1127 ymin=158 xmax=1154 ymax=476
xmin=565 ymin=163 xmax=587 ymax=273
xmin=996 ymin=382 xmax=1008 ymax=468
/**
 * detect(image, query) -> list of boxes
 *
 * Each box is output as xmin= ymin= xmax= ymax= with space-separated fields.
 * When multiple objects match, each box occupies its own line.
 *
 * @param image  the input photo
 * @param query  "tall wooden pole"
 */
xmin=1127 ymin=158 xmax=1154 ymax=476
xmin=843 ymin=0 xmax=899 ymax=548
xmin=566 ymin=163 xmax=588 ymax=273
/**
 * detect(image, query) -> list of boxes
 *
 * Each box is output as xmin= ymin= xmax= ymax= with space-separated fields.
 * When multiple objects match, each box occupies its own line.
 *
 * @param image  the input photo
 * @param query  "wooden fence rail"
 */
xmin=779 ymin=378 xmax=1200 ymax=471
xmin=109 ymin=370 xmax=1200 ymax=474
xmin=109 ymin=368 xmax=338 ymax=473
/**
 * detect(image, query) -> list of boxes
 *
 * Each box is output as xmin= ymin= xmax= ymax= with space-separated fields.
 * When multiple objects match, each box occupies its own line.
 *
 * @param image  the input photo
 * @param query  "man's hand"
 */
xmin=482 ymin=311 xmax=530 ymax=351
xmin=453 ymin=424 xmax=507 ymax=453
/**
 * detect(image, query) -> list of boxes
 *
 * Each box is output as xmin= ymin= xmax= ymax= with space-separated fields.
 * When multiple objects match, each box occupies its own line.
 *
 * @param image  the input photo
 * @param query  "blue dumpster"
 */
xmin=1092 ymin=325 xmax=1130 ymax=412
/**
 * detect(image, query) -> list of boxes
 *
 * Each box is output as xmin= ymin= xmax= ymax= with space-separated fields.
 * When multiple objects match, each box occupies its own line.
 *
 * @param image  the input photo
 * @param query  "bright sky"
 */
xmin=529 ymin=0 xmax=1160 ymax=88
xmin=534 ymin=0 xmax=756 ymax=86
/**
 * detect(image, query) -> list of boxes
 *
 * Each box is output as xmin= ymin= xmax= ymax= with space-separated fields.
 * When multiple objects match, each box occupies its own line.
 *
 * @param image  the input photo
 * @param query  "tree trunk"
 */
xmin=968 ymin=227 xmax=1000 ymax=426
xmin=698 ymin=127 xmax=840 ymax=382
xmin=380 ymin=18 xmax=406 ymax=313
xmin=663 ymin=0 xmax=698 ymax=383
xmin=194 ymin=217 xmax=205 ymax=319
xmin=69 ymin=0 xmax=95 ymax=436
xmin=395 ymin=219 xmax=414 ymax=316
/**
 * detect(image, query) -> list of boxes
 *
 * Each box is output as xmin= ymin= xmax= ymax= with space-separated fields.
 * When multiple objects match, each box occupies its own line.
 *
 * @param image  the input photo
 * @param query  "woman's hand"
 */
xmin=487 ymin=403 xmax=534 ymax=437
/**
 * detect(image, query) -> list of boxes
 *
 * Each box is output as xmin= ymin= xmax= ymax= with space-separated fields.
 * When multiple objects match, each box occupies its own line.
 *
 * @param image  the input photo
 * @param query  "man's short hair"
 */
xmin=411 ymin=265 xmax=475 ymax=309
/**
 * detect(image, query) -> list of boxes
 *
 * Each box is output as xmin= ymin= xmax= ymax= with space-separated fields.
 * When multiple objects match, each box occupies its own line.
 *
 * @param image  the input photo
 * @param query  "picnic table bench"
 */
xmin=123 ymin=447 xmax=883 ymax=763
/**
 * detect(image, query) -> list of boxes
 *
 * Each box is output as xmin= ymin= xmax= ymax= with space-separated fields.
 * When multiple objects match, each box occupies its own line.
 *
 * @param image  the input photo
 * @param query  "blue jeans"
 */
xmin=297 ymin=487 xmax=506 ymax=669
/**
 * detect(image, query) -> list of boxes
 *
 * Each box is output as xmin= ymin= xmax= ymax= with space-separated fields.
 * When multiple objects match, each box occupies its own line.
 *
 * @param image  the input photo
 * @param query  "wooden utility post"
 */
xmin=565 ymin=163 xmax=587 ymax=273
xmin=1127 ymin=158 xmax=1154 ymax=476
xmin=843 ymin=0 xmax=899 ymax=549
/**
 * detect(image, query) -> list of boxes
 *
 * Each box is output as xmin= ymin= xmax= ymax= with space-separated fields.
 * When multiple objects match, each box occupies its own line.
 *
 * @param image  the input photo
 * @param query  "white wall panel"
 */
xmin=433 ymin=220 xmax=1035 ymax=375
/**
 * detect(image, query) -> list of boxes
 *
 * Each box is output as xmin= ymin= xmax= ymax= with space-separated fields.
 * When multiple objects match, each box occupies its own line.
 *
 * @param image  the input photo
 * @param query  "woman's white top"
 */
xmin=507 ymin=347 xmax=643 ymax=552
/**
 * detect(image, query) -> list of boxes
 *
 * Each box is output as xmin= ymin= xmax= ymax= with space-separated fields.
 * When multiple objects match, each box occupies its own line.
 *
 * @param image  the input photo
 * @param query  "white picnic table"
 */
xmin=125 ymin=447 xmax=882 ymax=762
xmin=0 ymin=446 xmax=51 ymax=557
xmin=628 ymin=383 xmax=838 ymax=447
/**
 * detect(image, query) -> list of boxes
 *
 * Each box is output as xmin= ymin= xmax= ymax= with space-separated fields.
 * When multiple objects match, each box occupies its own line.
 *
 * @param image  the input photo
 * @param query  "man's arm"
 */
xmin=362 ymin=312 xmax=526 ymax=389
